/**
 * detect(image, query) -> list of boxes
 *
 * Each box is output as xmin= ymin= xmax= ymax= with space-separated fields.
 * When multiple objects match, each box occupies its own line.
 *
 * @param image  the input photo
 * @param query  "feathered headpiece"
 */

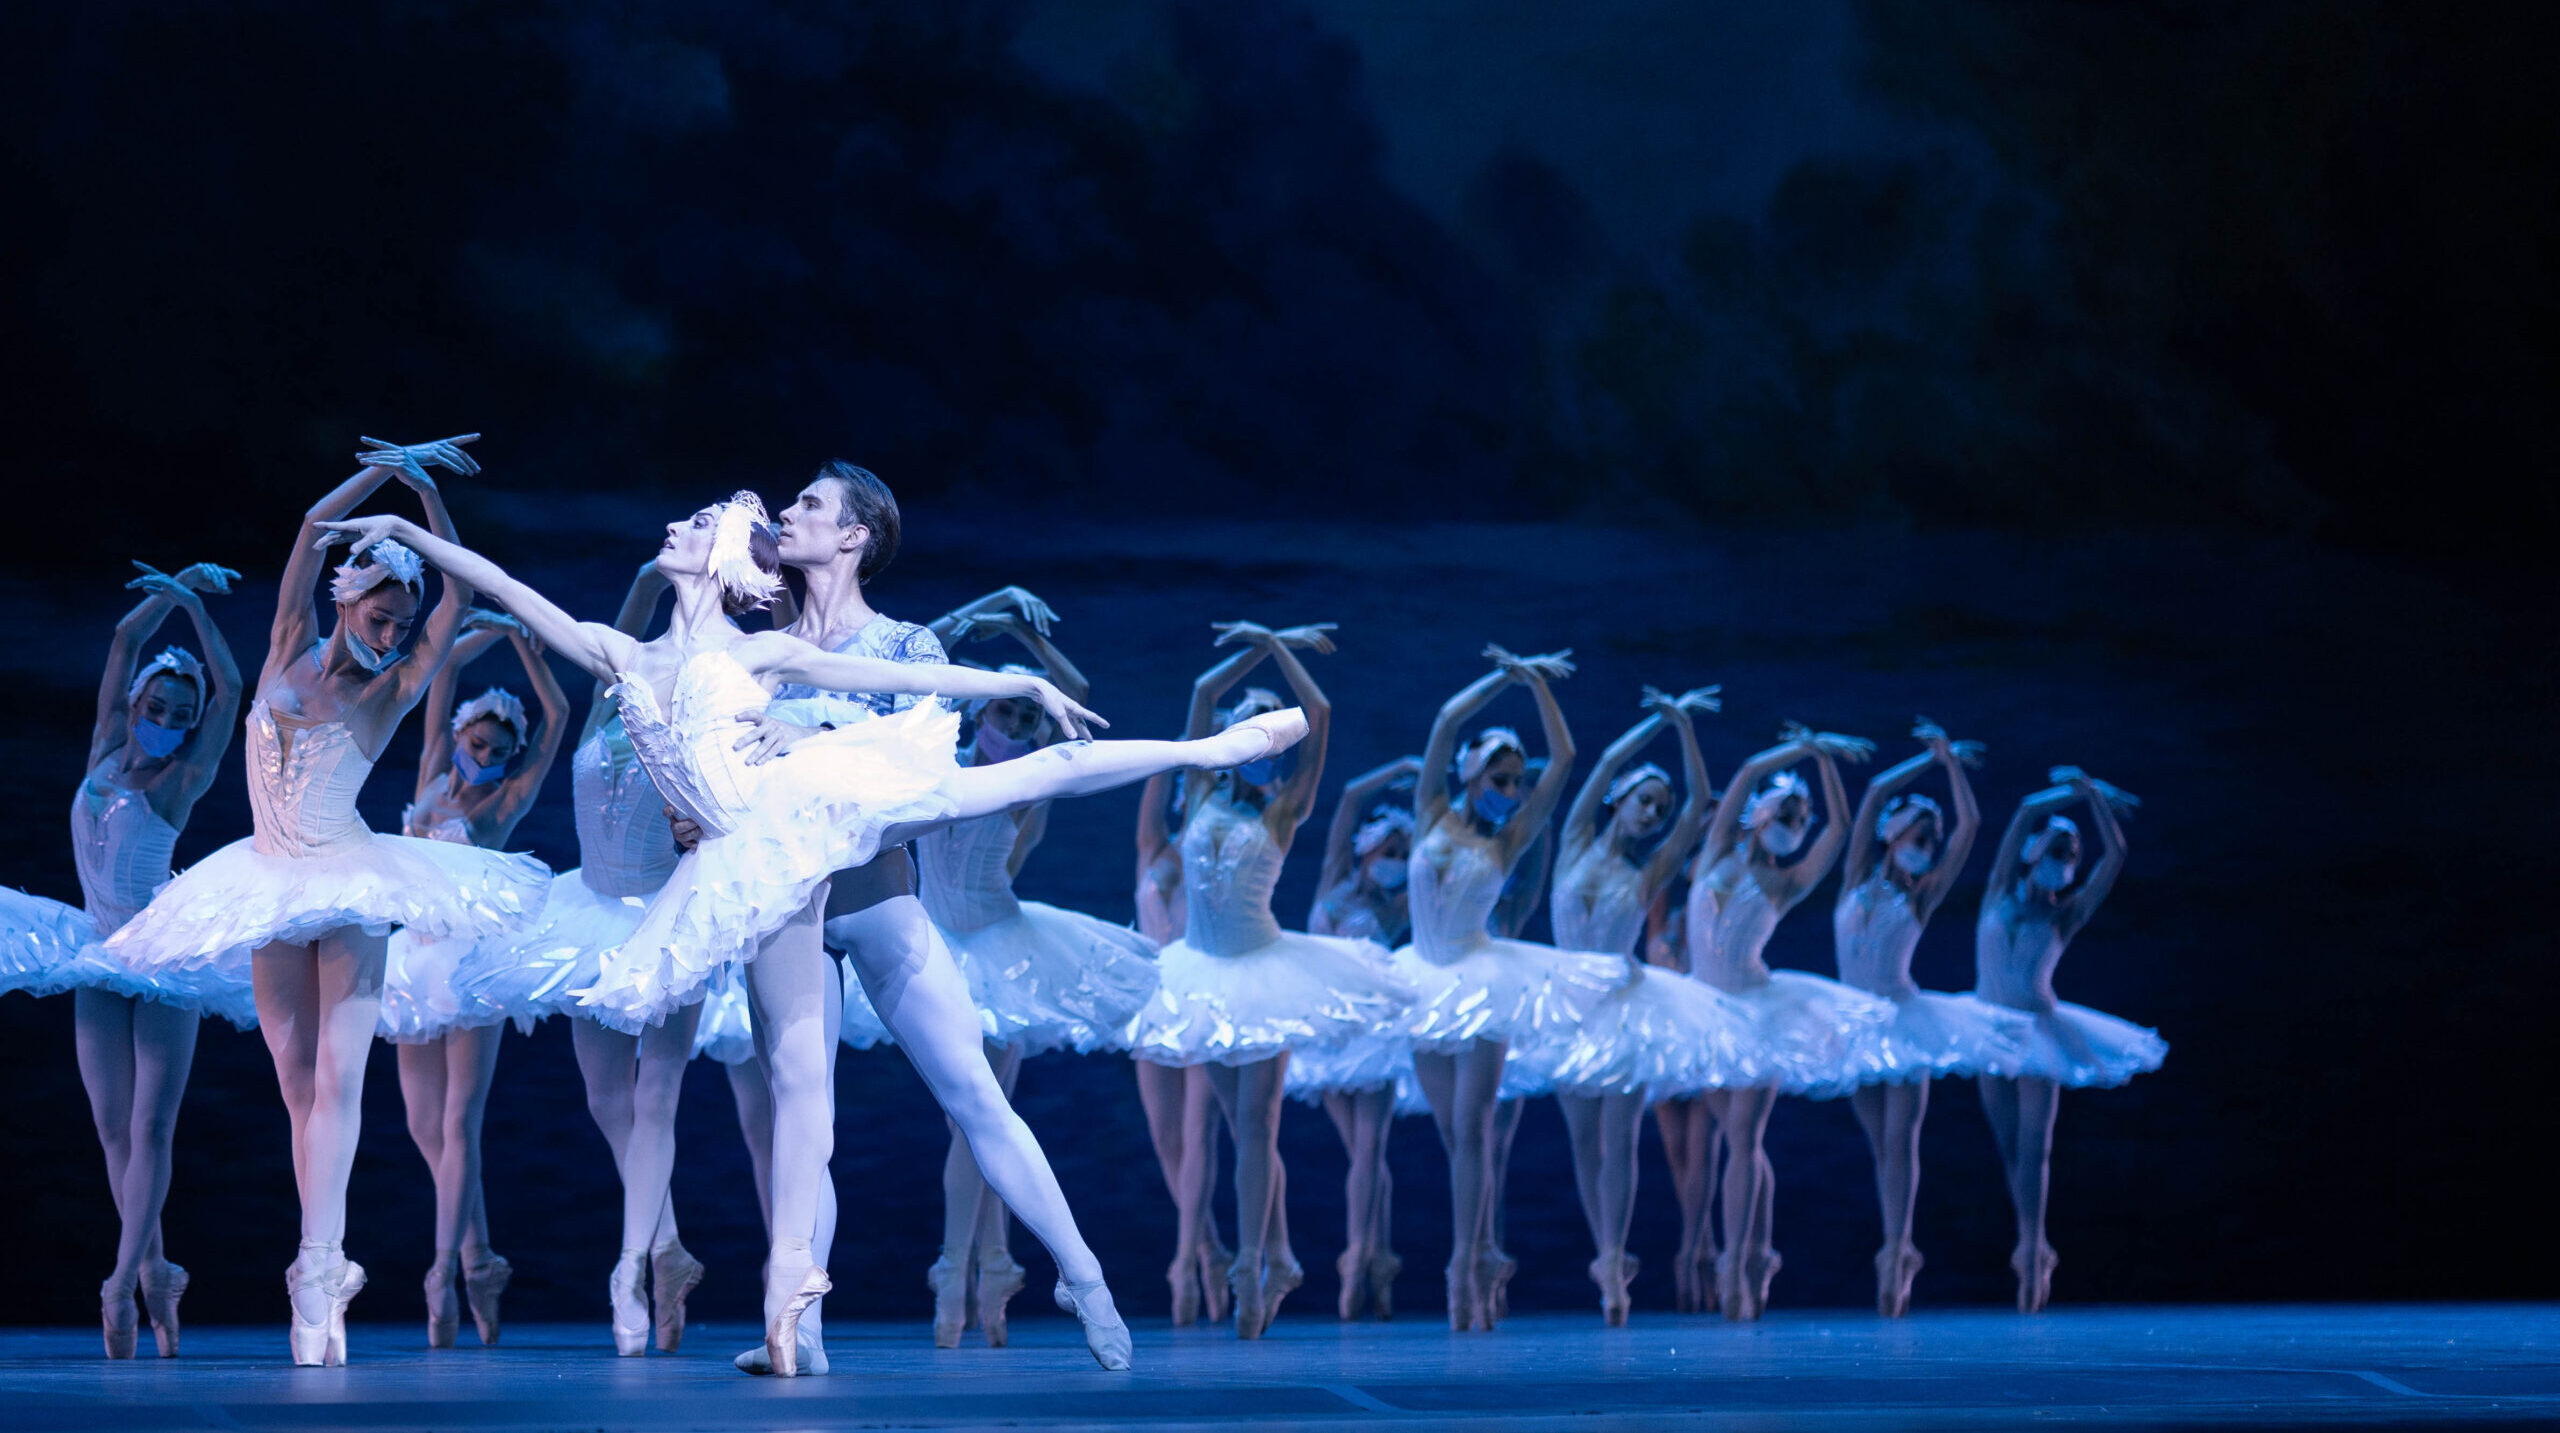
xmin=330 ymin=539 xmax=426 ymax=604
xmin=1457 ymin=727 xmax=1526 ymax=784
xmin=1605 ymin=762 xmax=1672 ymax=809
xmin=451 ymin=686 xmax=529 ymax=746
xmin=127 ymin=646 xmax=207 ymax=706
xmin=2023 ymin=814 xmax=2080 ymax=864
xmin=1353 ymin=805 xmax=1415 ymax=856
xmin=1741 ymin=768 xmax=1808 ymax=831
xmin=710 ymin=492 xmax=784 ymax=611
xmin=1878 ymin=792 xmax=1943 ymax=844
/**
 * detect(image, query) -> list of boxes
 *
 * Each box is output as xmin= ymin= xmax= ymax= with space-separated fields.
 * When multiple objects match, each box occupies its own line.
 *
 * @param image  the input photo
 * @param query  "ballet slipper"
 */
xmin=1335 ymin=1248 xmax=1368 ymax=1322
xmin=1693 ymin=1245 xmax=1721 ymax=1314
xmin=287 ymin=1242 xmax=365 ymax=1367
xmin=1718 ymin=1248 xmax=1776 ymax=1323
xmin=1590 ymin=1250 xmax=1635 ymax=1327
xmin=1670 ymin=1238 xmax=1696 ymax=1313
xmin=1228 ymin=1257 xmax=1268 ymax=1341
xmin=423 ymin=1252 xmax=461 ymax=1349
xmin=2012 ymin=1241 xmax=2057 ymax=1315
xmin=100 ymin=1275 xmax=138 ymax=1360
xmin=926 ymin=1251 xmax=970 ymax=1348
xmin=1200 ymin=1239 xmax=1236 ymax=1326
xmin=762 ymin=1256 xmax=831 ymax=1377
xmin=1875 ymin=1244 xmax=1924 ymax=1320
xmin=976 ymin=1248 xmax=1027 ymax=1348
xmin=1259 ymin=1254 xmax=1304 ymax=1336
xmin=1217 ymin=709 xmax=1310 ymax=767
xmin=462 ymin=1249 xmax=512 ymax=1346
xmin=140 ymin=1260 xmax=188 ymax=1358
xmin=1167 ymin=1257 xmax=1201 ymax=1328
xmin=1366 ymin=1249 xmax=1401 ymax=1322
xmin=1442 ymin=1258 xmax=1477 ymax=1333
xmin=730 ymin=1319 xmax=825 ymax=1376
xmin=608 ymin=1249 xmax=650 ymax=1357
xmin=1757 ymin=1248 xmax=1783 ymax=1311
xmin=1476 ymin=1249 xmax=1515 ymax=1329
xmin=1054 ymin=1278 xmax=1133 ymax=1371
xmin=650 ymin=1242 xmax=704 ymax=1353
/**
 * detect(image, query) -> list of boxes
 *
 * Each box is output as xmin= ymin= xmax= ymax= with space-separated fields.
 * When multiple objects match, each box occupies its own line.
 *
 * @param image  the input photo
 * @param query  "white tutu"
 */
xmin=941 ymin=901 xmax=1161 ymax=1055
xmin=1395 ymin=936 xmax=1635 ymax=1053
xmin=106 ymin=833 xmax=547 ymax=969
xmin=1128 ymin=930 xmax=1415 ymax=1068
xmin=452 ymin=870 xmax=655 ymax=1033
xmin=576 ymin=661 xmax=962 ymax=1027
xmin=381 ymin=927 xmax=522 ymax=1043
xmin=692 ymin=965 xmax=757 ymax=1065
xmin=1508 ymin=964 xmax=1755 ymax=1098
xmin=1859 ymin=989 xmax=2038 ymax=1084
xmin=1 ymin=888 xmax=258 ymax=1028
xmin=1283 ymin=1034 xmax=1430 ymax=1115
xmin=1981 ymin=1001 xmax=2167 ymax=1088
xmin=1710 ymin=970 xmax=1899 ymax=1097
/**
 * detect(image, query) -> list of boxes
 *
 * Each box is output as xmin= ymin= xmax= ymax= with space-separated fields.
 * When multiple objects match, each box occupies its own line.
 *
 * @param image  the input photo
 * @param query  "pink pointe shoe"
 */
xmin=140 ymin=1260 xmax=189 ymax=1358
xmin=287 ymin=1242 xmax=366 ymax=1368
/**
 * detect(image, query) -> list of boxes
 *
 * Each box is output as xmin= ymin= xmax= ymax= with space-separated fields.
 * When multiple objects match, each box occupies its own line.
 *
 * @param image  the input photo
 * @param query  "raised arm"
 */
xmin=970 ymin=612 xmax=1092 ymax=707
xmin=169 ymin=569 xmax=245 ymax=806
xmin=1252 ymin=625 xmax=1336 ymax=833
xmin=488 ymin=628 xmax=573 ymax=831
xmin=1911 ymin=722 xmax=1987 ymax=919
xmin=2059 ymin=771 xmax=2134 ymax=934
xmin=1317 ymin=756 xmax=1422 ymax=894
xmin=92 ymin=584 xmax=180 ymax=769
xmin=1186 ymin=627 xmax=1275 ymax=740
xmin=1500 ymin=650 xmax=1579 ymax=862
xmin=1416 ymin=658 xmax=1516 ymax=832
xmin=270 ymin=464 xmax=400 ymax=667
xmin=1703 ymin=734 xmax=1813 ymax=866
xmin=1985 ymin=783 xmax=2085 ymax=895
xmin=1639 ymin=691 xmax=1721 ymax=901
xmin=584 ymin=562 xmax=673 ymax=741
xmin=1782 ymin=739 xmax=1867 ymax=903
xmin=312 ymin=514 xmax=639 ymax=682
xmin=414 ymin=619 xmax=514 ymax=803
xmin=929 ymin=586 xmax=1060 ymax=647
xmin=1844 ymin=747 xmax=1937 ymax=890
xmin=1563 ymin=708 xmax=1669 ymax=865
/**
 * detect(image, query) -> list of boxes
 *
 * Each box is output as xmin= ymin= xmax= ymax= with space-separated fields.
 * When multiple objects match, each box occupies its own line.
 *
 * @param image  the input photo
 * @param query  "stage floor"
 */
xmin=3 ymin=1306 xmax=2554 ymax=1430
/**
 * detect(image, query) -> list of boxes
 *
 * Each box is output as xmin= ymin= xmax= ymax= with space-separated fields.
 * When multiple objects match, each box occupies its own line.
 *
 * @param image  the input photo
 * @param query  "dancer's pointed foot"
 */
xmin=1260 ymin=1254 xmax=1303 ymax=1335
xmin=1717 ymin=1248 xmax=1777 ymax=1323
xmin=1875 ymin=1244 xmax=1924 ymax=1319
xmin=1694 ymin=1245 xmax=1722 ymax=1314
xmin=423 ymin=1252 xmax=461 ymax=1349
xmin=287 ymin=1242 xmax=364 ymax=1367
xmin=1590 ymin=1250 xmax=1636 ymax=1327
xmin=1477 ymin=1249 xmax=1516 ymax=1329
xmin=1200 ymin=1239 xmax=1236 ymax=1325
xmin=732 ymin=1319 xmax=826 ymax=1377
xmin=462 ymin=1249 xmax=511 ymax=1346
xmin=976 ymin=1248 xmax=1027 ymax=1348
xmin=2011 ymin=1240 xmax=2057 ymax=1314
xmin=1168 ymin=1257 xmax=1202 ymax=1328
xmin=1367 ymin=1249 xmax=1402 ymax=1322
xmin=140 ymin=1260 xmax=188 ymax=1358
xmin=608 ymin=1250 xmax=650 ymax=1357
xmin=650 ymin=1242 xmax=703 ymax=1353
xmin=1228 ymin=1256 xmax=1268 ymax=1341
xmin=100 ymin=1275 xmax=137 ymax=1360
xmin=1055 ymin=1278 xmax=1133 ymax=1371
xmin=926 ymin=1251 xmax=970 ymax=1349
xmin=1202 ymin=709 xmax=1309 ymax=769
xmin=1671 ymin=1239 xmax=1698 ymax=1313
xmin=1335 ymin=1248 xmax=1368 ymax=1322
xmin=761 ymin=1253 xmax=831 ymax=1377
xmin=1443 ymin=1258 xmax=1483 ymax=1333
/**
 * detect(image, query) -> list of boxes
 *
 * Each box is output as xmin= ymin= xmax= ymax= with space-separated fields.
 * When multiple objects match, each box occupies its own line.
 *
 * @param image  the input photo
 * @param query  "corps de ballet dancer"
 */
xmin=1297 ymin=754 xmax=1423 ymax=1322
xmin=1523 ymin=685 xmax=1743 ymax=1325
xmin=1832 ymin=718 xmax=2034 ymax=1317
xmin=1682 ymin=724 xmax=1895 ymax=1321
xmin=313 ymin=488 xmax=1307 ymax=1375
xmin=1975 ymin=767 xmax=2164 ymax=1313
xmin=1397 ymin=646 xmax=1632 ymax=1332
xmin=378 ymin=608 xmax=567 ymax=1347
xmin=1126 ymin=622 xmax=1415 ymax=1338
xmin=1640 ymin=867 xmax=1730 ymax=1311
xmin=449 ymin=561 xmax=722 ymax=1358
xmin=898 ymin=600 xmax=1158 ymax=1348
xmin=0 ymin=560 xmax=246 ymax=1358
xmin=1131 ymin=769 xmax=1235 ymax=1326
xmin=104 ymin=438 xmax=551 ymax=1366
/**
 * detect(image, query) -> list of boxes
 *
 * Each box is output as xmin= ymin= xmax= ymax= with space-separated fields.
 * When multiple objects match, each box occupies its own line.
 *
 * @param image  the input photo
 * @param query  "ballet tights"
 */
xmin=1850 ymin=1077 xmax=1929 ymax=1314
xmin=1322 ymin=1086 xmax=1396 ymax=1289
xmin=1703 ymin=1085 xmax=1780 ymax=1318
xmin=1135 ymin=1060 xmax=1227 ymax=1302
xmin=73 ymin=989 xmax=198 ymax=1298
xmin=569 ymin=1009 xmax=706 ymax=1257
xmin=1414 ymin=1039 xmax=1508 ymax=1329
xmin=395 ymin=1024 xmax=504 ymax=1260
xmin=1556 ymin=1090 xmax=1648 ymax=1264
xmin=253 ymin=928 xmax=389 ymax=1247
xmin=1204 ymin=1056 xmax=1292 ymax=1290
xmin=1977 ymin=1074 xmax=2062 ymax=1311
xmin=940 ymin=1041 xmax=1023 ymax=1266
xmin=744 ymin=897 xmax=844 ymax=1332
xmin=1654 ymin=1094 xmax=1723 ymax=1307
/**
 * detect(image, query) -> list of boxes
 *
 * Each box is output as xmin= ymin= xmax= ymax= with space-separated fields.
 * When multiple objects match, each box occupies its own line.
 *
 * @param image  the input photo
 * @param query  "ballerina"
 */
xmin=1523 ymin=685 xmax=1742 ymax=1325
xmin=1296 ymin=755 xmax=1423 ymax=1322
xmin=377 ymin=608 xmax=567 ymax=1348
xmin=0 ymin=560 xmax=245 ymax=1358
xmin=312 ymin=491 xmax=1306 ymax=1375
xmin=1684 ymin=724 xmax=1896 ymax=1321
xmin=1641 ymin=868 xmax=1727 ymax=1312
xmin=906 ymin=602 xmax=1158 ymax=1348
xmin=449 ymin=562 xmax=719 ymax=1356
xmin=1833 ymin=718 xmax=2034 ymax=1317
xmin=105 ymin=437 xmax=552 ymax=1367
xmin=1132 ymin=770 xmax=1235 ymax=1327
xmin=1398 ymin=645 xmax=1631 ymax=1332
xmin=1125 ymin=621 xmax=1413 ymax=1338
xmin=1974 ymin=767 xmax=2163 ymax=1313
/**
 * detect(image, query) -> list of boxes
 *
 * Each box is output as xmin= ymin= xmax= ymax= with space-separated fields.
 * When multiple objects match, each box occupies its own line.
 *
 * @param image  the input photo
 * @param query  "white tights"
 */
xmin=395 ymin=1023 xmax=504 ymax=1258
xmin=73 ymin=989 xmax=199 ymax=1295
xmin=1702 ymin=1085 xmax=1780 ymax=1317
xmin=569 ymin=1006 xmax=705 ymax=1256
xmin=1414 ymin=1039 xmax=1508 ymax=1327
xmin=1136 ymin=1060 xmax=1226 ymax=1292
xmin=1556 ymin=1090 xmax=1648 ymax=1262
xmin=252 ymin=929 xmax=387 ymax=1249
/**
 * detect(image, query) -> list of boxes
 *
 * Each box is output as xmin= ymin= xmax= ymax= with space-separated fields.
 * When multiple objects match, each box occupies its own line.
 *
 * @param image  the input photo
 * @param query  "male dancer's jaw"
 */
xmin=775 ymin=481 xmax=879 ymax=643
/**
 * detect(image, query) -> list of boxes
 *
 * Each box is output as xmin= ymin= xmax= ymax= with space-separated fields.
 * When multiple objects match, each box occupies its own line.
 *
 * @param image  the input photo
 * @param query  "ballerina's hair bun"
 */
xmin=711 ymin=492 xmax=785 ymax=615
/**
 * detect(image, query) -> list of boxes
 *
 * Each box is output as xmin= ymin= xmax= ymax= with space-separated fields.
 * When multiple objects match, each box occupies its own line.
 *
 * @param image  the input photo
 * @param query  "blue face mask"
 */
xmin=1472 ymin=787 xmax=1521 ymax=826
xmin=452 ymin=748 xmax=509 ymax=787
xmin=132 ymin=718 xmax=189 ymax=759
xmin=1234 ymin=756 xmax=1279 ymax=787
xmin=343 ymin=624 xmax=401 ymax=674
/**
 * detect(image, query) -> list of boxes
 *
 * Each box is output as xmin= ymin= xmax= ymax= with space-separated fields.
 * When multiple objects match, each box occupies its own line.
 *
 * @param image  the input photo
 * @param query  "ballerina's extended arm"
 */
xmin=1491 ymin=647 xmax=1578 ymax=866
xmin=1844 ymin=730 xmax=1943 ymax=891
xmin=488 ymin=617 xmax=572 ymax=838
xmin=1231 ymin=623 xmax=1336 ymax=837
xmin=2053 ymin=768 xmax=2134 ymax=937
xmin=1415 ymin=654 xmax=1518 ymax=835
xmin=1640 ymin=689 xmax=1722 ymax=903
xmin=1175 ymin=621 xmax=1279 ymax=811
xmin=581 ymin=561 xmax=672 ymax=745
xmin=1700 ymin=732 xmax=1813 ymax=871
xmin=106 ymin=563 xmax=245 ymax=816
xmin=1313 ymin=755 xmax=1423 ymax=908
xmin=1778 ymin=731 xmax=1874 ymax=907
xmin=1910 ymin=720 xmax=1987 ymax=920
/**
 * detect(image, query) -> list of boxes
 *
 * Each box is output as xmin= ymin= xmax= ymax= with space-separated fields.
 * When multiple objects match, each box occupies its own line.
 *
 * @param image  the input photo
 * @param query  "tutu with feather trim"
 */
xmin=692 ymin=965 xmax=758 ymax=1064
xmin=1394 ymin=936 xmax=1635 ymax=1053
xmin=1507 ymin=963 xmax=1755 ymax=1098
xmin=1707 ymin=970 xmax=1899 ymax=1097
xmin=1128 ymin=929 xmax=1413 ymax=1067
xmin=1980 ymin=1000 xmax=2167 ymax=1088
xmin=948 ymin=901 xmax=1160 ymax=1055
xmin=452 ymin=870 xmax=657 ymax=1033
xmin=108 ymin=833 xmax=547 ymax=969
xmin=1858 ymin=989 xmax=2037 ymax=1084
xmin=2 ymin=887 xmax=259 ymax=1028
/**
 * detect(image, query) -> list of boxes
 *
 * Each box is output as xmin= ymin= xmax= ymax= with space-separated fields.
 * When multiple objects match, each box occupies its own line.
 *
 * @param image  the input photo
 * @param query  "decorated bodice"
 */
xmin=572 ymin=716 xmax=681 ymax=899
xmin=611 ymin=652 xmax=772 ymax=841
xmin=1177 ymin=803 xmax=1288 ymax=957
xmin=769 ymin=614 xmax=945 ymax=717
xmin=71 ymin=768 xmax=180 ymax=931
xmin=1974 ymin=890 xmax=2067 ymax=1012
xmin=1833 ymin=873 xmax=1925 ymax=999
xmin=1551 ymin=846 xmax=1647 ymax=958
xmin=246 ymin=700 xmax=376 ymax=859
xmin=1408 ymin=826 xmax=1511 ymax=961
xmin=919 ymin=809 xmax=1025 ymax=935
xmin=1686 ymin=856 xmax=1781 ymax=992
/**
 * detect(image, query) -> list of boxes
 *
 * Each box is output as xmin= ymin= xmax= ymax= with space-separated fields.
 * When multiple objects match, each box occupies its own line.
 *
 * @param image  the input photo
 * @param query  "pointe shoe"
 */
xmin=1717 ymin=1248 xmax=1777 ymax=1323
xmin=1260 ymin=1254 xmax=1304 ymax=1336
xmin=100 ymin=1276 xmax=138 ymax=1360
xmin=287 ymin=1243 xmax=365 ymax=1367
xmin=976 ymin=1248 xmax=1027 ymax=1348
xmin=423 ymin=1253 xmax=461 ymax=1349
xmin=1477 ymin=1249 xmax=1516 ymax=1329
xmin=1200 ymin=1240 xmax=1236 ymax=1325
xmin=1694 ymin=1246 xmax=1721 ymax=1314
xmin=462 ymin=1250 xmax=512 ymax=1346
xmin=1443 ymin=1259 xmax=1480 ymax=1333
xmin=763 ymin=1261 xmax=832 ymax=1377
xmin=1228 ymin=1258 xmax=1268 ymax=1341
xmin=1367 ymin=1250 xmax=1401 ymax=1322
xmin=650 ymin=1243 xmax=704 ymax=1353
xmin=1055 ymin=1278 xmax=1134 ymax=1371
xmin=609 ymin=1250 xmax=650 ymax=1357
xmin=2012 ymin=1241 xmax=2058 ymax=1315
xmin=926 ymin=1251 xmax=970 ymax=1349
xmin=1590 ymin=1251 xmax=1635 ymax=1327
xmin=732 ymin=1318 xmax=826 ymax=1376
xmin=1223 ymin=709 xmax=1310 ymax=765
xmin=1168 ymin=1257 xmax=1202 ymax=1328
xmin=1671 ymin=1242 xmax=1697 ymax=1313
xmin=1336 ymin=1248 xmax=1368 ymax=1322
xmin=1757 ymin=1247 xmax=1783 ymax=1310
xmin=140 ymin=1260 xmax=188 ymax=1358
xmin=1876 ymin=1244 xmax=1924 ymax=1320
